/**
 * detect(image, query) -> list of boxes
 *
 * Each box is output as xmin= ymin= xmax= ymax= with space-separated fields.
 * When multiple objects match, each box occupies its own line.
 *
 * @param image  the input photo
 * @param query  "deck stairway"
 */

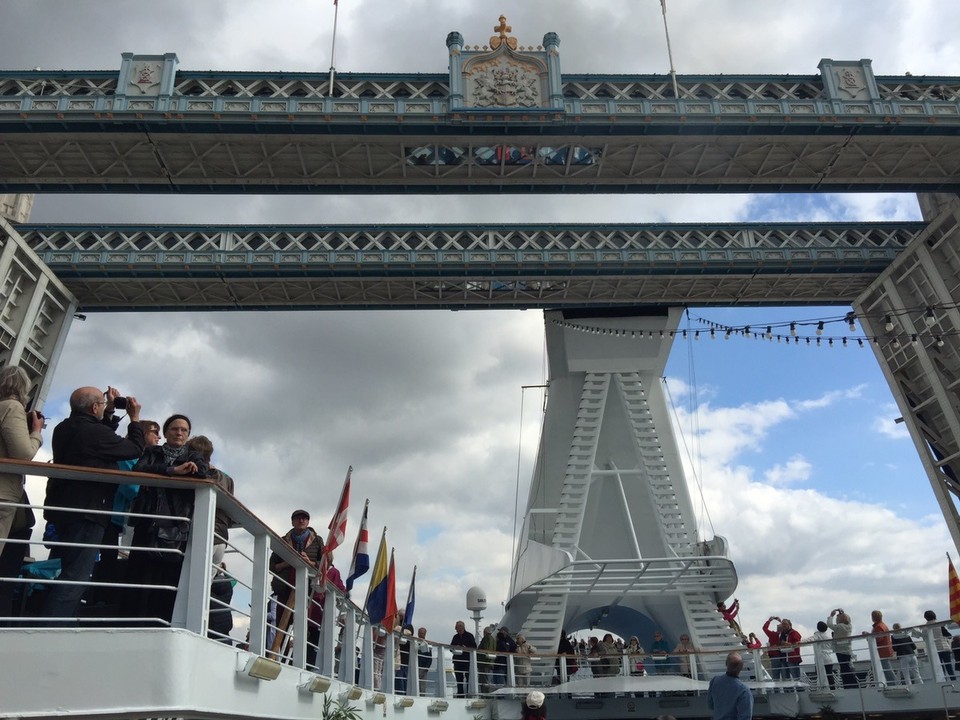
xmin=615 ymin=372 xmax=693 ymax=556
xmin=682 ymin=595 xmax=749 ymax=676
xmin=521 ymin=374 xmax=609 ymax=660
xmin=519 ymin=371 xmax=735 ymax=667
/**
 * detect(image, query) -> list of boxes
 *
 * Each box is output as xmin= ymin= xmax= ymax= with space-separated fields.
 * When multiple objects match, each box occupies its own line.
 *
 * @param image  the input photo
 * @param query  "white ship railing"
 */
xmin=1 ymin=458 xmax=958 ymax=716
xmin=513 ymin=556 xmax=738 ymax=597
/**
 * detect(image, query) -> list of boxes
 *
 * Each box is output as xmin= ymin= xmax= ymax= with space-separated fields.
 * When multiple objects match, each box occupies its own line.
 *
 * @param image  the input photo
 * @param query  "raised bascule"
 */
xmin=1 ymin=15 xmax=960 ymax=720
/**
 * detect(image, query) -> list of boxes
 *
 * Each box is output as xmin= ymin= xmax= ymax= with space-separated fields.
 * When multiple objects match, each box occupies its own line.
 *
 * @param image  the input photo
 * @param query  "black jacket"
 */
xmin=129 ymin=444 xmax=207 ymax=538
xmin=45 ymin=411 xmax=145 ymax=526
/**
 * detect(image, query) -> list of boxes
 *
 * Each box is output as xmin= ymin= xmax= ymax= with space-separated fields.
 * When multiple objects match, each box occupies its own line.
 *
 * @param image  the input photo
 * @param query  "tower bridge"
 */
xmin=1 ymin=16 xmax=960 ymax=713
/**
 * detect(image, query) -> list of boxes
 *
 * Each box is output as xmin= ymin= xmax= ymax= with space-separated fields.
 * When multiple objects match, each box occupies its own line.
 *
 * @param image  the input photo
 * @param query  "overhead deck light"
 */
xmin=395 ymin=697 xmax=415 ymax=708
xmin=428 ymin=700 xmax=449 ymax=713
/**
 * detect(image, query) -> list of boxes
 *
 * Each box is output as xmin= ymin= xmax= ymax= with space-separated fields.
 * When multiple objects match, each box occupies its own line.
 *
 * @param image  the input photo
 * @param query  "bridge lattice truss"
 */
xmin=1 ymin=71 xmax=959 ymax=193
xmin=14 ymin=221 xmax=920 ymax=310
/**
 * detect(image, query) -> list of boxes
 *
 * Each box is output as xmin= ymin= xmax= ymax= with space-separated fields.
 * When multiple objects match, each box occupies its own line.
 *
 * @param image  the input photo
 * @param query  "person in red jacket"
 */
xmin=779 ymin=619 xmax=803 ymax=683
xmin=869 ymin=610 xmax=898 ymax=685
xmin=718 ymin=597 xmax=743 ymax=637
xmin=762 ymin=616 xmax=785 ymax=680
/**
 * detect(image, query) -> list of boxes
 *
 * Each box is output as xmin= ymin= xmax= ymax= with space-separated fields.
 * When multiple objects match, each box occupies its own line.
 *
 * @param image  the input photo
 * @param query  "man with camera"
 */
xmin=41 ymin=386 xmax=144 ymax=621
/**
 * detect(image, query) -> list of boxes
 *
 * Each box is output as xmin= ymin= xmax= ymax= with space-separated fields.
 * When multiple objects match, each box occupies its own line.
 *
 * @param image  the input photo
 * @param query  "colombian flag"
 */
xmin=366 ymin=530 xmax=398 ymax=631
xmin=949 ymin=555 xmax=960 ymax=622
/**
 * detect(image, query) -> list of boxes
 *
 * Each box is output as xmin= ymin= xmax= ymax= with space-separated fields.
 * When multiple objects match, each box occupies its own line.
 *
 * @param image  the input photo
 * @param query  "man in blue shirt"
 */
xmin=707 ymin=652 xmax=753 ymax=720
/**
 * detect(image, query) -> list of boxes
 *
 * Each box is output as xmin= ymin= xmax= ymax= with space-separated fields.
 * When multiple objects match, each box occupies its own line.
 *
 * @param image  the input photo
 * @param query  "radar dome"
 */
xmin=466 ymin=586 xmax=487 ymax=611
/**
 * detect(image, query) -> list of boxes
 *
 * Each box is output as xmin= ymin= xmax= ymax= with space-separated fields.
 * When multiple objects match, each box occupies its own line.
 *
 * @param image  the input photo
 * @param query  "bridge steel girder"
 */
xmin=1 ymin=130 xmax=959 ymax=194
xmin=13 ymin=221 xmax=921 ymax=311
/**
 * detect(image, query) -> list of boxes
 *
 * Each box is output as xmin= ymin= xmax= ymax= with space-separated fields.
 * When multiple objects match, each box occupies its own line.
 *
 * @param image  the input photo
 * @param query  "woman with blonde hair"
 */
xmin=0 ymin=366 xmax=42 ymax=552
xmin=515 ymin=633 xmax=537 ymax=686
xmin=828 ymin=608 xmax=856 ymax=688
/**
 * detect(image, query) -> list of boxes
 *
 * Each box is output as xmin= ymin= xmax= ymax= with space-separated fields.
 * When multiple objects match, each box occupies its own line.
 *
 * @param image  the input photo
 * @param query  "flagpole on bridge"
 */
xmin=659 ymin=0 xmax=680 ymax=100
xmin=328 ymin=0 xmax=340 ymax=98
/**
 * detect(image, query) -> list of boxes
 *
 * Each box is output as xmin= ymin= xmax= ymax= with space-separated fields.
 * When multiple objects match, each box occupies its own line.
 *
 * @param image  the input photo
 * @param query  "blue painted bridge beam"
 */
xmin=11 ymin=221 xmax=923 ymax=311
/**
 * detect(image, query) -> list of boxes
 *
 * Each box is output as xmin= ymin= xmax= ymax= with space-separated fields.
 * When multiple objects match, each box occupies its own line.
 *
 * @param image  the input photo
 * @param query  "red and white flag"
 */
xmin=325 ymin=466 xmax=351 ymax=554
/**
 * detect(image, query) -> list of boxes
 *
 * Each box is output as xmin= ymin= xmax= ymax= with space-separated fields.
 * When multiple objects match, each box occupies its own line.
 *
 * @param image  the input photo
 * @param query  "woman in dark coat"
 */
xmin=127 ymin=414 xmax=206 ymax=624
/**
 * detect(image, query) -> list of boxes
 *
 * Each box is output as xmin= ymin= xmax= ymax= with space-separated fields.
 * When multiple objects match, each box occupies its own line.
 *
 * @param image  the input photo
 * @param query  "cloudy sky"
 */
xmin=5 ymin=0 xmax=960 ymax=646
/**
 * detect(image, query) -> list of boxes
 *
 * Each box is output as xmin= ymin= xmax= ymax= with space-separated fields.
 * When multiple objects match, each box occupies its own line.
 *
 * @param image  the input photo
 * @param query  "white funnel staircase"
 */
xmin=506 ymin=310 xmax=739 ymax=668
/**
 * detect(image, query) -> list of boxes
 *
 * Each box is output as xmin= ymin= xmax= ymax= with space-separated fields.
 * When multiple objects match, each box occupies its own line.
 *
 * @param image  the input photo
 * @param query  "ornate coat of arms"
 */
xmin=461 ymin=16 xmax=546 ymax=108
xmin=129 ymin=62 xmax=162 ymax=95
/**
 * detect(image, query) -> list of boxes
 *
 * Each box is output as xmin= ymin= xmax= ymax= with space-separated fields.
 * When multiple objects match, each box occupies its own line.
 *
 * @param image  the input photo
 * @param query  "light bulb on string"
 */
xmin=842 ymin=337 xmax=847 ymax=347
xmin=925 ymin=308 xmax=936 ymax=327
xmin=789 ymin=322 xmax=796 ymax=336
xmin=936 ymin=336 xmax=944 ymax=348
xmin=892 ymin=338 xmax=901 ymax=349
xmin=694 ymin=331 xmax=699 ymax=341
xmin=845 ymin=311 xmax=857 ymax=332
xmin=857 ymin=338 xmax=864 ymax=347
xmin=765 ymin=326 xmax=773 ymax=339
xmin=710 ymin=328 xmax=715 ymax=340
xmin=724 ymin=329 xmax=731 ymax=340
xmin=816 ymin=321 xmax=824 ymax=336
xmin=884 ymin=316 xmax=894 ymax=332
xmin=911 ymin=334 xmax=919 ymax=345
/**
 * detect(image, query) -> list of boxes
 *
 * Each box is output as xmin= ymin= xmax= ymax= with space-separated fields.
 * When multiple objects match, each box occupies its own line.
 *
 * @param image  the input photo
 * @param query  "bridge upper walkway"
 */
xmin=10 ymin=220 xmax=922 ymax=310
xmin=1 ymin=45 xmax=959 ymax=193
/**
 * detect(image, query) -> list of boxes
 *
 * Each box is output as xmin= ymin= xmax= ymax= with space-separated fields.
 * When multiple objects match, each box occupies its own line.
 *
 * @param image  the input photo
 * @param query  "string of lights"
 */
xmin=550 ymin=301 xmax=960 ymax=349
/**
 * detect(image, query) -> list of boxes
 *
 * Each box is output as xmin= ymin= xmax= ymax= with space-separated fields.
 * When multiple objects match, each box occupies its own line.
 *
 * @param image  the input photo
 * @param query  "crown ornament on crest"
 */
xmin=490 ymin=15 xmax=518 ymax=51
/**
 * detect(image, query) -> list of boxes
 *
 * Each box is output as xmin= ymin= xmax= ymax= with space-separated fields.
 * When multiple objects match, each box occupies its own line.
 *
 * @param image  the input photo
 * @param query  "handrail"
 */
xmin=0 ymin=458 xmax=305 ymax=568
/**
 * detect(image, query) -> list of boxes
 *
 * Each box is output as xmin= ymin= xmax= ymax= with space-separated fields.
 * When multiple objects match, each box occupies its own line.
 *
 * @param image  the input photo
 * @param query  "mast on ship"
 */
xmin=502 ymin=308 xmax=741 ymax=668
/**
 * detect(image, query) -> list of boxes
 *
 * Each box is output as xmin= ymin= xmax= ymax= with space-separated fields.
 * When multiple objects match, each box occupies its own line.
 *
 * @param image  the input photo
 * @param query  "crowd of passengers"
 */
xmin=0 ymin=376 xmax=235 ymax=632
xmin=739 ymin=607 xmax=960 ymax=688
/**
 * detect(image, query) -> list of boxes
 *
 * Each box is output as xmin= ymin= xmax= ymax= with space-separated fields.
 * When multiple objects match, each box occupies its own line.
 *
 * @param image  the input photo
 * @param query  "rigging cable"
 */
xmin=664 ymin=309 xmax=715 ymax=540
xmin=509 ymin=330 xmax=550 ymax=599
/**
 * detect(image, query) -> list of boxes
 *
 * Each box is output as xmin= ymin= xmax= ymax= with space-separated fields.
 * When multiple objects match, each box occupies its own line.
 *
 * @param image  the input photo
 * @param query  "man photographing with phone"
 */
xmin=40 ymin=385 xmax=145 ymax=621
